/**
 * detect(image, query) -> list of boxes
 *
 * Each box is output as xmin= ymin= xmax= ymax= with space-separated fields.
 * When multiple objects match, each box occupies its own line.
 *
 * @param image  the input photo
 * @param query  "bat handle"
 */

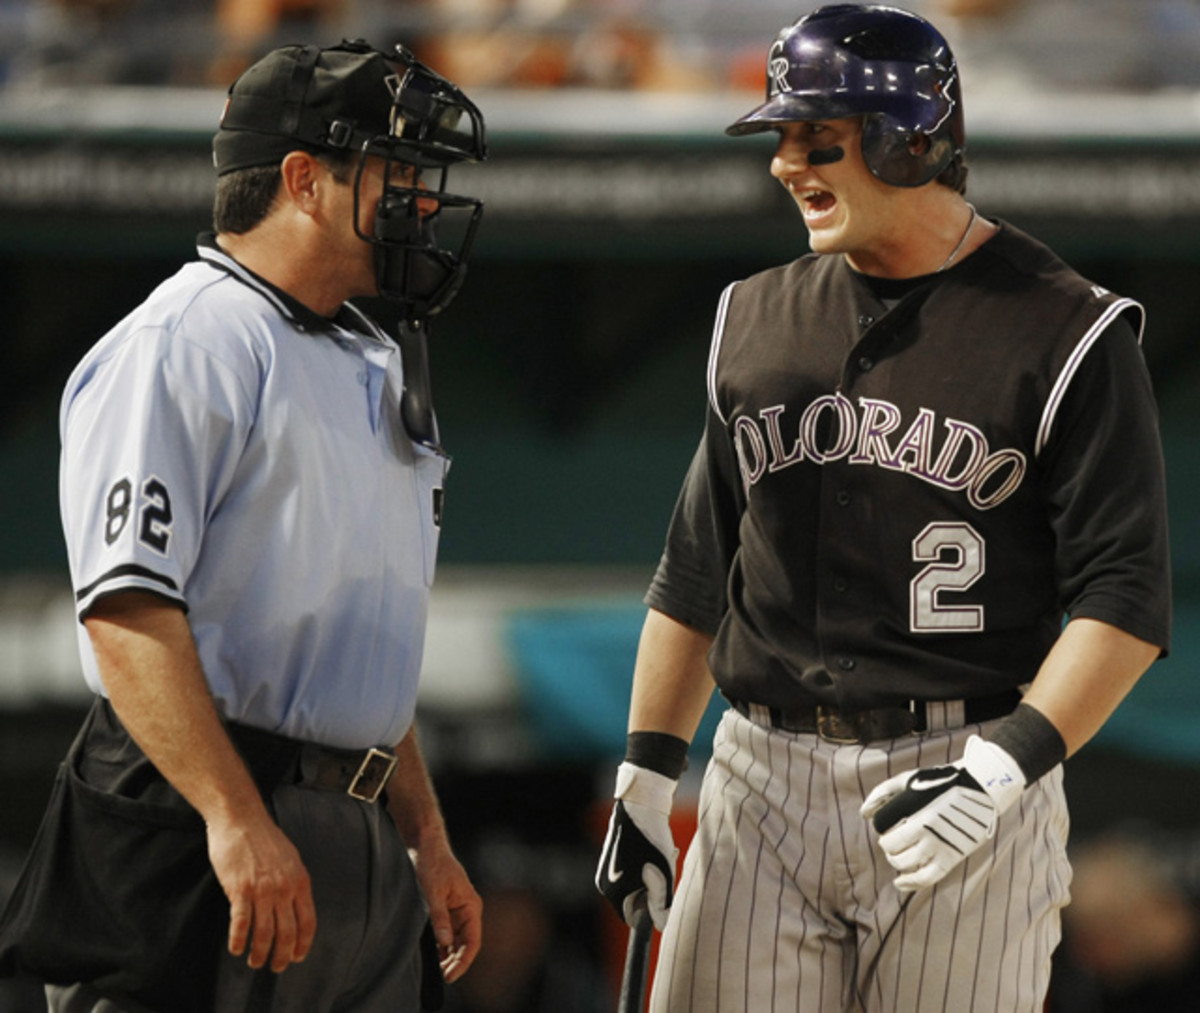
xmin=618 ymin=894 xmax=653 ymax=1013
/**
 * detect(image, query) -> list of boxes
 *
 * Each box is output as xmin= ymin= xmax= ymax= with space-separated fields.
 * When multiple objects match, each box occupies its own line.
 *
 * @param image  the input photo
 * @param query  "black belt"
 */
xmin=295 ymin=743 xmax=399 ymax=803
xmin=728 ymin=689 xmax=1021 ymax=745
xmin=225 ymin=721 xmax=399 ymax=804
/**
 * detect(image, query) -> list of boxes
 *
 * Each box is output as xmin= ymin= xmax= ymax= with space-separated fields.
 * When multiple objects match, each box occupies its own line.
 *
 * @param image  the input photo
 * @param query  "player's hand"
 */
xmin=206 ymin=813 xmax=317 ymax=973
xmin=408 ymin=829 xmax=483 ymax=983
xmin=595 ymin=762 xmax=679 ymax=931
xmin=860 ymin=735 xmax=1025 ymax=892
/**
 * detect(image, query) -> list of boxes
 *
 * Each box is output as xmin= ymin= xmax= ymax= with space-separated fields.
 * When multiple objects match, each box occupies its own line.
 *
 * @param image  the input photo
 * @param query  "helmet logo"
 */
xmin=926 ymin=67 xmax=957 ymax=135
xmin=768 ymin=39 xmax=790 ymax=97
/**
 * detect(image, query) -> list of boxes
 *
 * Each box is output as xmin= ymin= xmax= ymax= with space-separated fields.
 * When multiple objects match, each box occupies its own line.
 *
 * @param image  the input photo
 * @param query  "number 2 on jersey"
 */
xmin=910 ymin=522 xmax=984 ymax=632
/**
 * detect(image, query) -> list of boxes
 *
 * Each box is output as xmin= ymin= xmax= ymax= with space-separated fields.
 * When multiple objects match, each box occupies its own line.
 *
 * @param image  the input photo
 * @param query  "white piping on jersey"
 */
xmin=1035 ymin=297 xmax=1145 ymax=458
xmin=707 ymin=282 xmax=738 ymax=425
xmin=198 ymin=244 xmax=296 ymax=323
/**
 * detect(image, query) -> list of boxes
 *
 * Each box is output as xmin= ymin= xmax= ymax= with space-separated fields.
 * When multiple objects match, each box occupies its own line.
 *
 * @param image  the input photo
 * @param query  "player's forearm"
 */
xmin=1021 ymin=616 xmax=1161 ymax=758
xmin=627 ymin=608 xmax=717 ymax=745
xmin=84 ymin=591 xmax=267 ymax=827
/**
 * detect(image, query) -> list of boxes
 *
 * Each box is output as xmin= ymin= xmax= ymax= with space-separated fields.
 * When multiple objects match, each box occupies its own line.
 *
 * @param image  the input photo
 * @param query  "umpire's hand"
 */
xmin=206 ymin=810 xmax=317 ymax=972
xmin=596 ymin=762 xmax=679 ymax=931
xmin=860 ymin=735 xmax=1026 ymax=891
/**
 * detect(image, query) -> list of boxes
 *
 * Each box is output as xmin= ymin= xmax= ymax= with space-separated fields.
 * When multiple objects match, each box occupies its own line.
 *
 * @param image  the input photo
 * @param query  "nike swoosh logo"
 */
xmin=606 ymin=826 xmax=623 ymax=883
xmin=911 ymin=771 xmax=959 ymax=792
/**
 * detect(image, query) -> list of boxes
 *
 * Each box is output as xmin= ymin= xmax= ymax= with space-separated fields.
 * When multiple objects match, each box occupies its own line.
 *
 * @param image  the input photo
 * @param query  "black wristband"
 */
xmin=625 ymin=731 xmax=689 ymax=780
xmin=987 ymin=703 xmax=1067 ymax=785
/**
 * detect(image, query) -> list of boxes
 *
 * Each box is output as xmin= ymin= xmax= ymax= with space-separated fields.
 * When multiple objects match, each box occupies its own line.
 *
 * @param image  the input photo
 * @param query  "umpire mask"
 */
xmin=354 ymin=45 xmax=487 ymax=321
xmin=215 ymin=39 xmax=488 ymax=322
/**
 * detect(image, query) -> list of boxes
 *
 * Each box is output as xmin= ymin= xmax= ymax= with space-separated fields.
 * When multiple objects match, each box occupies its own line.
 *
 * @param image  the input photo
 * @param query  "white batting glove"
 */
xmin=860 ymin=735 xmax=1025 ymax=892
xmin=595 ymin=762 xmax=679 ymax=931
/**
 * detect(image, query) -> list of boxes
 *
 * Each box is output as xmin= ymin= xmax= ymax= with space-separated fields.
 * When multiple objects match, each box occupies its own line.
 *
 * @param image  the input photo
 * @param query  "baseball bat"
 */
xmin=618 ymin=894 xmax=653 ymax=1013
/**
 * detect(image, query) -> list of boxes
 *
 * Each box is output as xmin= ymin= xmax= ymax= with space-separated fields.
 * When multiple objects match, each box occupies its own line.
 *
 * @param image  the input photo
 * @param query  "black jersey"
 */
xmin=647 ymin=221 xmax=1171 ymax=711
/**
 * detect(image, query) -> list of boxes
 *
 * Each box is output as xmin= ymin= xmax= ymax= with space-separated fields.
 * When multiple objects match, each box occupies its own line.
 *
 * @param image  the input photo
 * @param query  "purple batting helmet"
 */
xmin=727 ymin=4 xmax=965 ymax=187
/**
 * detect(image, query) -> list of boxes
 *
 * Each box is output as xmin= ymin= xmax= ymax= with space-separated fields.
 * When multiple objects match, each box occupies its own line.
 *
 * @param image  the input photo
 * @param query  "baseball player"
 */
xmin=0 ymin=40 xmax=487 ymax=1012
xmin=596 ymin=6 xmax=1171 ymax=1012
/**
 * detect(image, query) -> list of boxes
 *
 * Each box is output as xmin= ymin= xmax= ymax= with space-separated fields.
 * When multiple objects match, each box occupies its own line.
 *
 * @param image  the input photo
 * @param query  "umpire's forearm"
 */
xmin=386 ymin=725 xmax=449 ymax=849
xmin=1021 ymin=616 xmax=1161 ymax=757
xmin=84 ymin=589 xmax=267 ymax=827
xmin=627 ymin=608 xmax=717 ymax=744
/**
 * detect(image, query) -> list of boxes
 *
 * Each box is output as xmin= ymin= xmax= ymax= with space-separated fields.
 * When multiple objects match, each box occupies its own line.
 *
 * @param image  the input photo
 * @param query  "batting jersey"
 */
xmin=648 ymin=221 xmax=1171 ymax=711
xmin=59 ymin=237 xmax=446 ymax=749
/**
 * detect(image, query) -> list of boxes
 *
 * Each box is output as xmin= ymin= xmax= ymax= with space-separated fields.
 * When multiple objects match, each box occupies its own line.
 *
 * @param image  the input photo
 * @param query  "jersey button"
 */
xmin=833 ymin=577 xmax=849 ymax=593
xmin=838 ymin=657 xmax=856 ymax=671
xmin=857 ymin=356 xmax=874 ymax=372
xmin=835 ymin=490 xmax=851 ymax=507
xmin=858 ymin=314 xmax=873 ymax=327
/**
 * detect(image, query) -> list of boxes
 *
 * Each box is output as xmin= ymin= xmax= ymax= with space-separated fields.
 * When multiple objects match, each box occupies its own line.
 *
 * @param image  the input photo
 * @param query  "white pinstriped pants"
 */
xmin=651 ymin=705 xmax=1071 ymax=1013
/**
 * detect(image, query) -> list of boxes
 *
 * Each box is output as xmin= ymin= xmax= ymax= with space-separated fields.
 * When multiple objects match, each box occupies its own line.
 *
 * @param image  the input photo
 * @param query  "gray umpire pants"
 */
xmin=46 ymin=777 xmax=427 ymax=1012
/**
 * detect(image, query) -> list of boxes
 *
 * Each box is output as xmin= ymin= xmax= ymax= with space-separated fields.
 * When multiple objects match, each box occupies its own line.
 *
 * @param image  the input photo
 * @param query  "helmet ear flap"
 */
xmin=861 ymin=114 xmax=954 ymax=188
xmin=907 ymin=134 xmax=931 ymax=157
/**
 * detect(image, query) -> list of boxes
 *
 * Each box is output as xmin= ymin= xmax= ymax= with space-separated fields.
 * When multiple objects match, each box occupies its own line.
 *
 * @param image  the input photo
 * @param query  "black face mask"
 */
xmin=353 ymin=154 xmax=484 ymax=324
xmin=367 ymin=171 xmax=484 ymax=324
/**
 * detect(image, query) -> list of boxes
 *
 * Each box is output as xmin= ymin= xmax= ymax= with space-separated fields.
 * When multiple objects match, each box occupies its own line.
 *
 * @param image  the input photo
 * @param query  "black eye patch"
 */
xmin=808 ymin=145 xmax=845 ymax=165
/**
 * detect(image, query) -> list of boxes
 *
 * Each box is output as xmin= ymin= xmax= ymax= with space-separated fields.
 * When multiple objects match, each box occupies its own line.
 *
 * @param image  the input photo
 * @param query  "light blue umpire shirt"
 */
xmin=59 ymin=237 xmax=448 ymax=750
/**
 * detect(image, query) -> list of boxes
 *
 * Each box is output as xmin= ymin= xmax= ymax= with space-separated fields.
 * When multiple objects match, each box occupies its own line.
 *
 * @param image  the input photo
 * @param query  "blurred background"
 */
xmin=1 ymin=1 xmax=1199 ymax=1011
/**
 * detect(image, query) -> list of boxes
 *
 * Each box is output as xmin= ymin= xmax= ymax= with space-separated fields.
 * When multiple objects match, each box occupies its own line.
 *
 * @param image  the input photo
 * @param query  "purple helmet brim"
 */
xmin=726 ymin=93 xmax=869 ymax=136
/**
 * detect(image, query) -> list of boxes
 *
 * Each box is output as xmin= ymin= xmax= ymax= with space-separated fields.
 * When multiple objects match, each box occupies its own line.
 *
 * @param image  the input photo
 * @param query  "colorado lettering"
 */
xmin=732 ymin=392 xmax=1027 ymax=510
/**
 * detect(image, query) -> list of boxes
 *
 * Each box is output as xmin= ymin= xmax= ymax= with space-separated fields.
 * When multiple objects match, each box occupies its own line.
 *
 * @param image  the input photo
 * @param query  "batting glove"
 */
xmin=860 ymin=735 xmax=1025 ymax=892
xmin=595 ymin=762 xmax=679 ymax=931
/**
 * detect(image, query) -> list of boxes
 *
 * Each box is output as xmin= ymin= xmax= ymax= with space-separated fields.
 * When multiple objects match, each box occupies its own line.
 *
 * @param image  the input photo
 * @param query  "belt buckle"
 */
xmin=815 ymin=706 xmax=862 ymax=745
xmin=348 ymin=747 xmax=398 ymax=803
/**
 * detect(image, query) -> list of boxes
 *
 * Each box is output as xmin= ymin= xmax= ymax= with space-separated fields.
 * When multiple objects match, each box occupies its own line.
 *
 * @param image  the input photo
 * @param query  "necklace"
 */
xmin=936 ymin=203 xmax=977 ymax=273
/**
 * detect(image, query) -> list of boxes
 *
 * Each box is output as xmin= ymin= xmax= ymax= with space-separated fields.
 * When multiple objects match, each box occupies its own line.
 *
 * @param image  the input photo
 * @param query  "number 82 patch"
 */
xmin=104 ymin=476 xmax=175 ymax=556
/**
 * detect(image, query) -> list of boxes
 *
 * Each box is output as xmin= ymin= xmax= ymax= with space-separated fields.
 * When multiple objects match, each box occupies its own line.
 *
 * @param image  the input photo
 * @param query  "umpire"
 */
xmin=0 ymin=40 xmax=487 ymax=1012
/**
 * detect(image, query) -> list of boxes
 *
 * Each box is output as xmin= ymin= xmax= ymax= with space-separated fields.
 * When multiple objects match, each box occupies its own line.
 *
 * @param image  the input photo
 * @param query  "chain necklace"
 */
xmin=936 ymin=203 xmax=978 ymax=273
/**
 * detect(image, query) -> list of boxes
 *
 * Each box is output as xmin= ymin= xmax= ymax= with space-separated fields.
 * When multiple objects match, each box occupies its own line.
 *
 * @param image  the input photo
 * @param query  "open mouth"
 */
xmin=795 ymin=187 xmax=837 ymax=222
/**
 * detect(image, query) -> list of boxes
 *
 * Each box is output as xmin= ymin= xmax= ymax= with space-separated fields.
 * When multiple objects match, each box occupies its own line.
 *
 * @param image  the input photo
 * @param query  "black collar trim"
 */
xmin=197 ymin=233 xmax=345 ymax=335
